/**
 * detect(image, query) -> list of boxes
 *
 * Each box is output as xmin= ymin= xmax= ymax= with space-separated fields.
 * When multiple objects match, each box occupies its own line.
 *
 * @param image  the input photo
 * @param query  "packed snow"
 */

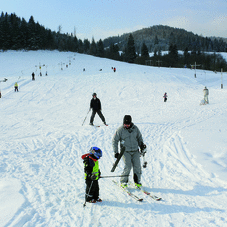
xmin=0 ymin=50 xmax=227 ymax=227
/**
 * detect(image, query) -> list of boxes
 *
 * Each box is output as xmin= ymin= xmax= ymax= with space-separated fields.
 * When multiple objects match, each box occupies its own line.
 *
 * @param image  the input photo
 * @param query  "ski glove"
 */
xmin=140 ymin=143 xmax=147 ymax=156
xmin=114 ymin=153 xmax=120 ymax=159
xmin=90 ymin=170 xmax=101 ymax=181
xmin=90 ymin=174 xmax=97 ymax=181
xmin=143 ymin=161 xmax=147 ymax=168
xmin=140 ymin=143 xmax=146 ymax=151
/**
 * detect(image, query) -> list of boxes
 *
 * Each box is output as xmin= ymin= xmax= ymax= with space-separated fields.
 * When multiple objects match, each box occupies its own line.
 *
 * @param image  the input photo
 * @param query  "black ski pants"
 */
xmin=85 ymin=178 xmax=99 ymax=201
xmin=90 ymin=109 xmax=105 ymax=124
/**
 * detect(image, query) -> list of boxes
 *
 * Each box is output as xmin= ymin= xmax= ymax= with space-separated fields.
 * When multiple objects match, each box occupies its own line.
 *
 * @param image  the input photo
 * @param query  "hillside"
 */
xmin=103 ymin=25 xmax=227 ymax=53
xmin=0 ymin=51 xmax=227 ymax=226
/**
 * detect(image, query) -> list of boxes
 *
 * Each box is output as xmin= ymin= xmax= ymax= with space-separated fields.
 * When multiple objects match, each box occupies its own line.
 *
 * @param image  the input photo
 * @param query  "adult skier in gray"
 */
xmin=203 ymin=86 xmax=209 ymax=104
xmin=112 ymin=115 xmax=146 ymax=188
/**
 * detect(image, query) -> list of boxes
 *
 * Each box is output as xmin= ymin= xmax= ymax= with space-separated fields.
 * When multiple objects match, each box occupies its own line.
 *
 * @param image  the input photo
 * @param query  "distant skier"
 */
xmin=32 ymin=72 xmax=35 ymax=80
xmin=89 ymin=93 xmax=106 ymax=126
xmin=163 ymin=92 xmax=167 ymax=102
xmin=112 ymin=115 xmax=146 ymax=188
xmin=113 ymin=67 xmax=116 ymax=72
xmin=81 ymin=147 xmax=103 ymax=203
xmin=14 ymin=82 xmax=19 ymax=92
xmin=203 ymin=87 xmax=209 ymax=104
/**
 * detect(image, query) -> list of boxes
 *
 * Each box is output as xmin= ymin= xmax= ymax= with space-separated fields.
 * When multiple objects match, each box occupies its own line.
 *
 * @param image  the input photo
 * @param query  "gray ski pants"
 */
xmin=120 ymin=150 xmax=142 ymax=184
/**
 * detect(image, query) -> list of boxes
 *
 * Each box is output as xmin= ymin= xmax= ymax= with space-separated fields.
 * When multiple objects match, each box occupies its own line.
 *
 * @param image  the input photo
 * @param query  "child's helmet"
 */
xmin=90 ymin=147 xmax=102 ymax=159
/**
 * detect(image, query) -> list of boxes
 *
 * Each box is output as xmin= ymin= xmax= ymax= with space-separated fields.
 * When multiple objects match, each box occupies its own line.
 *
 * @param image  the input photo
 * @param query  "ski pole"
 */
xmin=100 ymin=175 xmax=130 ymax=178
xmin=139 ymin=146 xmax=147 ymax=168
xmin=82 ymin=109 xmax=90 ymax=126
xmin=83 ymin=180 xmax=93 ymax=207
xmin=142 ymin=155 xmax=147 ymax=168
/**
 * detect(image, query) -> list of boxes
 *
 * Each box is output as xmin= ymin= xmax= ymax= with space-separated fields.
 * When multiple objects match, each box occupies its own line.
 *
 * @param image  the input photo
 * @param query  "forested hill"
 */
xmin=1 ymin=12 xmax=227 ymax=72
xmin=1 ymin=12 xmax=226 ymax=55
xmin=103 ymin=25 xmax=227 ymax=53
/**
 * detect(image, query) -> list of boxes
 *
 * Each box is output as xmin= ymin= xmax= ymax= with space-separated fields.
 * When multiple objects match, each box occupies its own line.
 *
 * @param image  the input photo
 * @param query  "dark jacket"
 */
xmin=90 ymin=98 xmax=101 ymax=111
xmin=82 ymin=153 xmax=100 ymax=180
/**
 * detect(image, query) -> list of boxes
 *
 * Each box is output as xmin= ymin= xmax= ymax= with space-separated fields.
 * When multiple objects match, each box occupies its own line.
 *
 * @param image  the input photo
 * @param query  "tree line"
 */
xmin=1 ymin=12 xmax=227 ymax=71
xmin=103 ymin=25 xmax=227 ymax=53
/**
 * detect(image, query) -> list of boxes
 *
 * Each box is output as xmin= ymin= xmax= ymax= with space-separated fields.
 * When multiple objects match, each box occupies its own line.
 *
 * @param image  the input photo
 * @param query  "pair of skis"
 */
xmin=113 ymin=180 xmax=162 ymax=202
xmin=111 ymin=146 xmax=161 ymax=201
xmin=128 ymin=182 xmax=162 ymax=201
xmin=113 ymin=180 xmax=143 ymax=202
xmin=92 ymin=124 xmax=108 ymax=128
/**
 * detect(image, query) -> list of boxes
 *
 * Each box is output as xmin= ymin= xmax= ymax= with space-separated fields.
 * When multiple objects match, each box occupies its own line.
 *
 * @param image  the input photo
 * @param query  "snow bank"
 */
xmin=0 ymin=179 xmax=25 ymax=226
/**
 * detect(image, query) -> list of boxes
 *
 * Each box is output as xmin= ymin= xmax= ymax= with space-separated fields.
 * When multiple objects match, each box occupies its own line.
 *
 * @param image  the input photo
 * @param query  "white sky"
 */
xmin=1 ymin=0 xmax=227 ymax=41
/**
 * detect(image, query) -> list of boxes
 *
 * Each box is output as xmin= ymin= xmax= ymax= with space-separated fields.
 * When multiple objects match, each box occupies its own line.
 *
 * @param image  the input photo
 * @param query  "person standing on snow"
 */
xmin=112 ymin=115 xmax=146 ymax=188
xmin=203 ymin=86 xmax=209 ymax=104
xmin=32 ymin=72 xmax=35 ymax=80
xmin=89 ymin=93 xmax=106 ymax=126
xmin=163 ymin=92 xmax=167 ymax=102
xmin=14 ymin=82 xmax=19 ymax=92
xmin=81 ymin=147 xmax=103 ymax=203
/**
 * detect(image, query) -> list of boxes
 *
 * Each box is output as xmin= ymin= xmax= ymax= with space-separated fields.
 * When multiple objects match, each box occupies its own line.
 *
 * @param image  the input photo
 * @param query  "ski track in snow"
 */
xmin=0 ymin=51 xmax=227 ymax=226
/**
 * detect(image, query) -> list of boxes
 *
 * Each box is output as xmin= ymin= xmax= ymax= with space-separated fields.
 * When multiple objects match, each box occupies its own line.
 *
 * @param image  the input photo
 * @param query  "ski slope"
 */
xmin=0 ymin=50 xmax=227 ymax=227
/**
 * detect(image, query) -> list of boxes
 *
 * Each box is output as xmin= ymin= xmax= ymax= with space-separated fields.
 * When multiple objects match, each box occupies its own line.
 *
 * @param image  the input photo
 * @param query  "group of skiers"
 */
xmin=82 ymin=93 xmax=147 ymax=203
xmin=163 ymin=87 xmax=209 ymax=104
xmin=10 ymin=72 xmax=43 ymax=93
xmin=81 ymin=87 xmax=210 ymax=203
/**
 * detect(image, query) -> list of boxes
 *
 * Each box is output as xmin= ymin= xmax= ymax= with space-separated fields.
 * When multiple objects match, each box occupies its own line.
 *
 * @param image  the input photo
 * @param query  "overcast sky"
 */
xmin=1 ymin=0 xmax=227 ymax=41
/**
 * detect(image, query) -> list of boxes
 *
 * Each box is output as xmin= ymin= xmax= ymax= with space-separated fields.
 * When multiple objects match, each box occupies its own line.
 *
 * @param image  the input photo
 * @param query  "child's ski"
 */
xmin=129 ymin=182 xmax=162 ymax=201
xmin=113 ymin=180 xmax=143 ymax=202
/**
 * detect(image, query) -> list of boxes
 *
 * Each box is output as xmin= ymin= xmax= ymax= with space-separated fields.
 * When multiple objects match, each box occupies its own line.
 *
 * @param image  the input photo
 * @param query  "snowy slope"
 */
xmin=0 ymin=50 xmax=227 ymax=227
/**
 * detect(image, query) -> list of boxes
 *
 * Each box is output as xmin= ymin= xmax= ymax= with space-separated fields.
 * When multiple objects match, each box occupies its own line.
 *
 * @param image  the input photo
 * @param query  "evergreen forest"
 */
xmin=1 ymin=12 xmax=227 ymax=71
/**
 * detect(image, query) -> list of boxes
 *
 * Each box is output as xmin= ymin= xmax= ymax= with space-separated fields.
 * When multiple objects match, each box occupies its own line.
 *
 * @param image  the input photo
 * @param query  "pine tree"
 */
xmin=141 ymin=42 xmax=149 ymax=58
xmin=1 ymin=12 xmax=10 ymax=50
xmin=83 ymin=39 xmax=90 ymax=54
xmin=90 ymin=37 xmax=97 ymax=56
xmin=168 ymin=44 xmax=178 ymax=66
xmin=97 ymin=39 xmax=104 ymax=57
xmin=183 ymin=47 xmax=190 ymax=65
xmin=126 ymin=34 xmax=137 ymax=63
xmin=27 ymin=16 xmax=37 ymax=49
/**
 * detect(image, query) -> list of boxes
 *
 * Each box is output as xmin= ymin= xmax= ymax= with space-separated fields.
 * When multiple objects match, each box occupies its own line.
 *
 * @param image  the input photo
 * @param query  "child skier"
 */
xmin=14 ymin=82 xmax=19 ymax=92
xmin=163 ymin=92 xmax=167 ymax=102
xmin=81 ymin=147 xmax=102 ymax=203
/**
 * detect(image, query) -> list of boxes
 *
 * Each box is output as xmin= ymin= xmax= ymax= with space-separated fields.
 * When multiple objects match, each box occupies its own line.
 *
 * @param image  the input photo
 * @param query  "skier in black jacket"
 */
xmin=89 ymin=93 xmax=106 ymax=126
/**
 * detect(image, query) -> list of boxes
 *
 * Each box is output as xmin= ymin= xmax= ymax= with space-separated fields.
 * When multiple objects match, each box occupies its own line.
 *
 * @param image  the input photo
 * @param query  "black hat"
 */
xmin=123 ymin=115 xmax=132 ymax=124
xmin=92 ymin=93 xmax=97 ymax=97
